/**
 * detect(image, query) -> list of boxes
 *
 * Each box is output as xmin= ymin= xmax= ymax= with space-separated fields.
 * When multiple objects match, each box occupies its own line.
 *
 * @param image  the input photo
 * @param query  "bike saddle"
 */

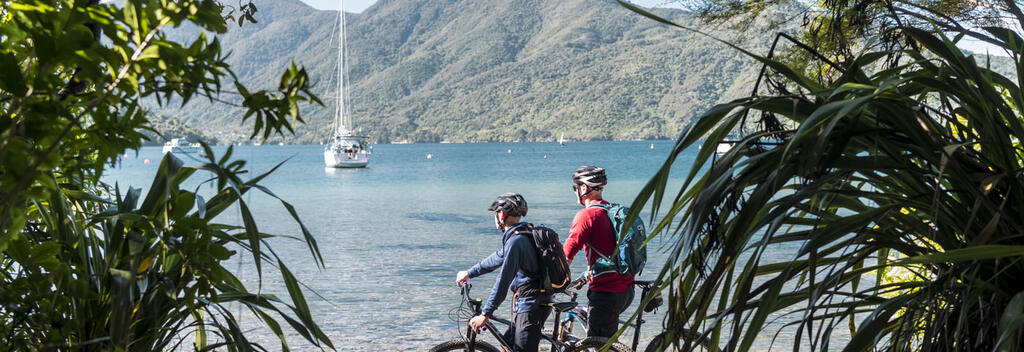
xmin=548 ymin=302 xmax=578 ymax=312
xmin=633 ymin=279 xmax=656 ymax=289
xmin=643 ymin=293 xmax=663 ymax=312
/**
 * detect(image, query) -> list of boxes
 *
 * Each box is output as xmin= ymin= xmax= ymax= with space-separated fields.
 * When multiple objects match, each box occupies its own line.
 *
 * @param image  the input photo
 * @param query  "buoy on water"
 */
xmin=507 ymin=149 xmax=512 ymax=153
xmin=144 ymin=159 xmax=151 ymax=165
xmin=650 ymin=143 xmax=655 ymax=149
xmin=427 ymin=154 xmax=433 ymax=159
xmin=543 ymin=155 xmax=548 ymax=159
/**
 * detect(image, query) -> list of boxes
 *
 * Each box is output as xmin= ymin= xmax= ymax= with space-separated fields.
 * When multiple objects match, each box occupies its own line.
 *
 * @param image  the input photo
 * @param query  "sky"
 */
xmin=300 ymin=0 xmax=376 ymax=12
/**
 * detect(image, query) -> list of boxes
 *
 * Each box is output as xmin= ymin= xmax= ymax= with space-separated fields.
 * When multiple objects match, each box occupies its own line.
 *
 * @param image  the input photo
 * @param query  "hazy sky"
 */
xmin=300 ymin=0 xmax=376 ymax=12
xmin=300 ymin=0 xmax=674 ymax=12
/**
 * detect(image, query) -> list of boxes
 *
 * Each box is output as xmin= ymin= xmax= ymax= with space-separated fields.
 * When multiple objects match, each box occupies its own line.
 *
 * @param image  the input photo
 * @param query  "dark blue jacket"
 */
xmin=467 ymin=222 xmax=551 ymax=315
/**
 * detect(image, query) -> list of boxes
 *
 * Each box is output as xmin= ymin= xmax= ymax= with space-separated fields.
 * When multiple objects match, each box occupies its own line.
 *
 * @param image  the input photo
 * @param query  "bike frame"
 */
xmin=559 ymin=280 xmax=657 ymax=351
xmin=627 ymin=281 xmax=656 ymax=352
xmin=459 ymin=284 xmax=575 ymax=351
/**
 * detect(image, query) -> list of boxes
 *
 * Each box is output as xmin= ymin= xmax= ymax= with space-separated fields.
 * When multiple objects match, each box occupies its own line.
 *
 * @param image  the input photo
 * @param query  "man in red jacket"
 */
xmin=562 ymin=165 xmax=634 ymax=338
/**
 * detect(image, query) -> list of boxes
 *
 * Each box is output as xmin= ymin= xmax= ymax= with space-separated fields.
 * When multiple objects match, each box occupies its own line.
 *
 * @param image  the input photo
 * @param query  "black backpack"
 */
xmin=515 ymin=224 xmax=571 ymax=295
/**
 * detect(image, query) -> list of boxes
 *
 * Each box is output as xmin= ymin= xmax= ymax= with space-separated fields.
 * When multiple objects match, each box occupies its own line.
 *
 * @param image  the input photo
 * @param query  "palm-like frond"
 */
xmin=631 ymin=16 xmax=1024 ymax=352
xmin=4 ymin=148 xmax=332 ymax=351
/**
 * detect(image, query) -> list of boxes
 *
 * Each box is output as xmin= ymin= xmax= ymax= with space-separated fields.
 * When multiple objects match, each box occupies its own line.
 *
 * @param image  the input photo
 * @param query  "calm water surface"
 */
xmin=104 ymin=141 xmax=828 ymax=351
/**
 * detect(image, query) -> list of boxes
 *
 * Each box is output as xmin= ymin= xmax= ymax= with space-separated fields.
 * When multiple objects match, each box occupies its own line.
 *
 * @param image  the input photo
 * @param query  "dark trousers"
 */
xmin=586 ymin=287 xmax=635 ymax=338
xmin=502 ymin=305 xmax=552 ymax=352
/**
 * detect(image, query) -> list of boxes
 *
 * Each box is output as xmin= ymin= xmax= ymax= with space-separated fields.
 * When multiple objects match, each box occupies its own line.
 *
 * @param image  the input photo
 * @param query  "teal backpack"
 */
xmin=588 ymin=203 xmax=647 ymax=277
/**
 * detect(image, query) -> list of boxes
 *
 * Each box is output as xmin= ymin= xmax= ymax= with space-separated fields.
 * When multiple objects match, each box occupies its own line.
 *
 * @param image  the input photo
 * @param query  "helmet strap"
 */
xmin=494 ymin=211 xmax=507 ymax=231
xmin=577 ymin=185 xmax=599 ymax=205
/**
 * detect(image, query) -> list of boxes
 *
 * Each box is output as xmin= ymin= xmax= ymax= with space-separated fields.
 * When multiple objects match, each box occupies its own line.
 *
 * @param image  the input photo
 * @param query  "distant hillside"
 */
xmin=150 ymin=0 xmax=766 ymax=144
xmin=141 ymin=115 xmax=220 ymax=146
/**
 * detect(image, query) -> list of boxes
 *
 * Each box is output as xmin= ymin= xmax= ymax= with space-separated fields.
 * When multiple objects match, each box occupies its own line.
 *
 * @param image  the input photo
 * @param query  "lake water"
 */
xmin=104 ymin=141 xmax=819 ymax=351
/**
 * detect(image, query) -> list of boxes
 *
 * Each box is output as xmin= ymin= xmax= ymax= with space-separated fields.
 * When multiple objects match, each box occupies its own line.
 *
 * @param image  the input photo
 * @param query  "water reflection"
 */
xmin=103 ymin=141 xmax=700 ymax=351
xmin=405 ymin=212 xmax=479 ymax=223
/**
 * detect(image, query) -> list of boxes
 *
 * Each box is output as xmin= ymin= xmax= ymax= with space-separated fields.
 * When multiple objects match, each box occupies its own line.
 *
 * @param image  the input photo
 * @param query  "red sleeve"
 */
xmin=563 ymin=210 xmax=591 ymax=265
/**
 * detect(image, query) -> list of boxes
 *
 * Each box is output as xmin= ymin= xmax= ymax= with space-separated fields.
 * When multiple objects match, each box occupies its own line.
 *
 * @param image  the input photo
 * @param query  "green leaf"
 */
xmin=195 ymin=194 xmax=206 ymax=219
xmin=236 ymin=197 xmax=262 ymax=277
xmin=0 ymin=52 xmax=27 ymax=96
xmin=137 ymin=45 xmax=161 ymax=60
xmin=30 ymin=241 xmax=61 ymax=272
xmin=279 ymin=260 xmax=333 ymax=348
xmin=996 ymin=291 xmax=1024 ymax=351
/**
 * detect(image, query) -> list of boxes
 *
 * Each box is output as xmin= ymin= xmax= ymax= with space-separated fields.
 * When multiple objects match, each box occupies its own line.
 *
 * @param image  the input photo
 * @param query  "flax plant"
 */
xmin=0 ymin=0 xmax=330 ymax=350
xmin=623 ymin=4 xmax=1024 ymax=350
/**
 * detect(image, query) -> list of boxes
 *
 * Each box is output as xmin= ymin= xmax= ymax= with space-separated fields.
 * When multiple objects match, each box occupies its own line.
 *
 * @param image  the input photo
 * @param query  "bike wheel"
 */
xmin=429 ymin=338 xmax=501 ymax=352
xmin=644 ymin=331 xmax=712 ymax=352
xmin=568 ymin=337 xmax=630 ymax=352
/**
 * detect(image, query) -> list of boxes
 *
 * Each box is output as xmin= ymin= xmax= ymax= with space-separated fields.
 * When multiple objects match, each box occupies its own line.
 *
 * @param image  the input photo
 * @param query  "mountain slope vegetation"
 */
xmin=155 ymin=0 xmax=769 ymax=143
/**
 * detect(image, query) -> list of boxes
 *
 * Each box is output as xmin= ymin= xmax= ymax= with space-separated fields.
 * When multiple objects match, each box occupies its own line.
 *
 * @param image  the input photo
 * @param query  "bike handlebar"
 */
xmin=459 ymin=283 xmax=481 ymax=308
xmin=568 ymin=275 xmax=659 ymax=291
xmin=570 ymin=276 xmax=588 ymax=290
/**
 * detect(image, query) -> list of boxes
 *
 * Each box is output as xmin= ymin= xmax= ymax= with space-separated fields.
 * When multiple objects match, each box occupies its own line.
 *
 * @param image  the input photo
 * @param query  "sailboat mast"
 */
xmin=335 ymin=0 xmax=346 ymax=135
xmin=341 ymin=0 xmax=352 ymax=132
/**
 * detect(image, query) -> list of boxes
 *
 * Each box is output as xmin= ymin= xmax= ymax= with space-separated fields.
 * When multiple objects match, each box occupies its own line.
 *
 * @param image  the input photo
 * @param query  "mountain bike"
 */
xmin=430 ymin=282 xmax=630 ymax=352
xmin=556 ymin=279 xmax=713 ymax=352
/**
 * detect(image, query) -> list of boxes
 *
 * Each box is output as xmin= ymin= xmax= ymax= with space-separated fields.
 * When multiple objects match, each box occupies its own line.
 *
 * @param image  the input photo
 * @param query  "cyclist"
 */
xmin=455 ymin=193 xmax=552 ymax=352
xmin=562 ymin=166 xmax=635 ymax=339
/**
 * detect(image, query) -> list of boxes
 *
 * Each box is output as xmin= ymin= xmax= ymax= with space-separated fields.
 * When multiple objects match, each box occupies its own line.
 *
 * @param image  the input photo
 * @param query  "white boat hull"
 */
xmin=162 ymin=145 xmax=200 ymax=154
xmin=715 ymin=142 xmax=733 ymax=155
xmin=324 ymin=149 xmax=370 ymax=168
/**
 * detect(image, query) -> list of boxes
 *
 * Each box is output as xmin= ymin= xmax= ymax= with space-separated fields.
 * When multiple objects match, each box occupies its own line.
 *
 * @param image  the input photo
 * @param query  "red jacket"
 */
xmin=562 ymin=200 xmax=633 ymax=293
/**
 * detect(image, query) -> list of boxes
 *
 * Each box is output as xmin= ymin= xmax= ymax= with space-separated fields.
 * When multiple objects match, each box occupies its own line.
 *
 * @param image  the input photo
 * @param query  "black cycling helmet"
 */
xmin=572 ymin=165 xmax=607 ymax=189
xmin=488 ymin=192 xmax=528 ymax=217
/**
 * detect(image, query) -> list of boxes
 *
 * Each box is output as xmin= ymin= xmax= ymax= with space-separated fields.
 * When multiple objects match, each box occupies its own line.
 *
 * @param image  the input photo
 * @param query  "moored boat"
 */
xmin=324 ymin=0 xmax=371 ymax=168
xmin=162 ymin=138 xmax=201 ymax=154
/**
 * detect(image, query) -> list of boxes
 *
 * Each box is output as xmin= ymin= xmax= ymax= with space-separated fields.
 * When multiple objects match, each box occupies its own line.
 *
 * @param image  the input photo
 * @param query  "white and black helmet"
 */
xmin=488 ymin=192 xmax=528 ymax=217
xmin=572 ymin=165 xmax=607 ymax=189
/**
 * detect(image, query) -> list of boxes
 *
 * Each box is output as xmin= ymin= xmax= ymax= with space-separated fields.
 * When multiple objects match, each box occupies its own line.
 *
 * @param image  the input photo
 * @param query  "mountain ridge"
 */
xmin=151 ymin=0 xmax=763 ymax=144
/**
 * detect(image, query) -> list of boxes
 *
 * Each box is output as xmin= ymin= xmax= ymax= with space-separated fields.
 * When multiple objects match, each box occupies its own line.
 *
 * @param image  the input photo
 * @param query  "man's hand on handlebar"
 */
xmin=456 ymin=270 xmax=469 ymax=286
xmin=468 ymin=315 xmax=489 ymax=332
xmin=570 ymin=276 xmax=588 ymax=290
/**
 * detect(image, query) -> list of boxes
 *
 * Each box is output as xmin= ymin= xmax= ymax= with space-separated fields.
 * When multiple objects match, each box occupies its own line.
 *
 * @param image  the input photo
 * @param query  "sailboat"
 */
xmin=558 ymin=133 xmax=565 ymax=146
xmin=324 ymin=0 xmax=371 ymax=168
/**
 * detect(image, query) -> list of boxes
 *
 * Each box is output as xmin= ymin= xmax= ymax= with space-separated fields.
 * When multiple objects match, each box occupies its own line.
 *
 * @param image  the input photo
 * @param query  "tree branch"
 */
xmin=1000 ymin=0 xmax=1024 ymax=32
xmin=893 ymin=4 xmax=1009 ymax=49
xmin=1 ymin=18 xmax=170 ymax=231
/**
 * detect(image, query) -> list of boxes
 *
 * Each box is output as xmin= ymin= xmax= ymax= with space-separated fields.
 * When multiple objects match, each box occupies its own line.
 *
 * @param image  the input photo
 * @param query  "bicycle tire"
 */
xmin=428 ymin=338 xmax=501 ymax=352
xmin=644 ymin=331 xmax=712 ymax=352
xmin=568 ymin=337 xmax=630 ymax=352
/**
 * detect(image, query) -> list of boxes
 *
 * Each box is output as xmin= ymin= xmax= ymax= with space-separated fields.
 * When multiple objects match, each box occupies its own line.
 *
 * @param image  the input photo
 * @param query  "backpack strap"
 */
xmin=583 ymin=203 xmax=626 ymax=278
xmin=512 ymin=223 xmax=533 ymax=235
xmin=583 ymin=203 xmax=617 ymax=258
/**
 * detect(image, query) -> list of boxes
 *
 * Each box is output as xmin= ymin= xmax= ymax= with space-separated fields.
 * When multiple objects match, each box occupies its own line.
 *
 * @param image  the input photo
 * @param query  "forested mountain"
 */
xmin=141 ymin=115 xmax=220 ymax=146
xmin=153 ymin=0 xmax=768 ymax=144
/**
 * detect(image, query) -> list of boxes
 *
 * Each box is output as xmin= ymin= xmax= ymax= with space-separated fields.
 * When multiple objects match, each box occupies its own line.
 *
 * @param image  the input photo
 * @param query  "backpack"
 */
xmin=588 ymin=203 xmax=647 ymax=277
xmin=514 ymin=224 xmax=572 ymax=295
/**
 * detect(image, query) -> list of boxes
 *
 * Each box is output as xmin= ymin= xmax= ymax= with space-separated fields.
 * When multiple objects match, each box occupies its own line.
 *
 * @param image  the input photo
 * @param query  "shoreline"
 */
xmin=142 ymin=138 xmax=675 ymax=147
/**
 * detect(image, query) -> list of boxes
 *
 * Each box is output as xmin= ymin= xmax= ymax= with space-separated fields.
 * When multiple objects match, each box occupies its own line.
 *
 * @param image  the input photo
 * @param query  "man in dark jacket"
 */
xmin=456 ymin=193 xmax=552 ymax=352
